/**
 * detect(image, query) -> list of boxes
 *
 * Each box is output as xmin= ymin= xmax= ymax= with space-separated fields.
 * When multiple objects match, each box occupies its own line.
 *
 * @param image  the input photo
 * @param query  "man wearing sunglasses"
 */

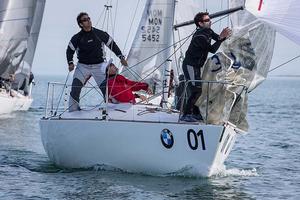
xmin=66 ymin=12 xmax=128 ymax=112
xmin=180 ymin=12 xmax=231 ymax=122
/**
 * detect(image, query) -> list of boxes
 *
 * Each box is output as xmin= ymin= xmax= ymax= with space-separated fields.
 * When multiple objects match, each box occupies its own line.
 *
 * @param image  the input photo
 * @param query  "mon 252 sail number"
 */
xmin=141 ymin=25 xmax=160 ymax=42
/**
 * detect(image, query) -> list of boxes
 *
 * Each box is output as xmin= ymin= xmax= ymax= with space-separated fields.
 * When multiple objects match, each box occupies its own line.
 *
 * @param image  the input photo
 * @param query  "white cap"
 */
xmin=105 ymin=58 xmax=114 ymax=69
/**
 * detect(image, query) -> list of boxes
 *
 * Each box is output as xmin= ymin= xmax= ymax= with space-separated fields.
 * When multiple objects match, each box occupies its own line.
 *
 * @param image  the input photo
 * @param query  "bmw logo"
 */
xmin=160 ymin=129 xmax=174 ymax=149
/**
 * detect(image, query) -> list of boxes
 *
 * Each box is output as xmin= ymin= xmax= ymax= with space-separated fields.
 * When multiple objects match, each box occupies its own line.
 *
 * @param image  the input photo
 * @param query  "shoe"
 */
xmin=69 ymin=106 xmax=81 ymax=112
xmin=192 ymin=114 xmax=203 ymax=121
xmin=180 ymin=114 xmax=198 ymax=122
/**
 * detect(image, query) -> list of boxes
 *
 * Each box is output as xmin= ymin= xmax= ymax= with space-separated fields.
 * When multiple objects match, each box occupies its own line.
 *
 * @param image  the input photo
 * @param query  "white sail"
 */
xmin=226 ymin=0 xmax=276 ymax=91
xmin=246 ymin=0 xmax=300 ymax=46
xmin=13 ymin=0 xmax=45 ymax=92
xmin=21 ymin=0 xmax=45 ymax=74
xmin=0 ymin=0 xmax=45 ymax=114
xmin=0 ymin=0 xmax=38 ymax=79
xmin=123 ymin=0 xmax=175 ymax=95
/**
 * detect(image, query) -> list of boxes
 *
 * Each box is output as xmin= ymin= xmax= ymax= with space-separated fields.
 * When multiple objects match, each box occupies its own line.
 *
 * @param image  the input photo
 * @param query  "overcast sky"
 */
xmin=33 ymin=0 xmax=300 ymax=76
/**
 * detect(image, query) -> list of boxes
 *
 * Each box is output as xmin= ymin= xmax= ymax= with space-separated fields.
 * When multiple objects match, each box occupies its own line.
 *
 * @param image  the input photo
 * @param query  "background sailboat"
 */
xmin=0 ymin=0 xmax=45 ymax=114
xmin=40 ymin=0 xmax=246 ymax=177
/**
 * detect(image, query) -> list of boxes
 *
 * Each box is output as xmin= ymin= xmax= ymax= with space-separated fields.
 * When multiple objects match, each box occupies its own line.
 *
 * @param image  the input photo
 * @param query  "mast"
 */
xmin=161 ymin=1 xmax=176 ymax=108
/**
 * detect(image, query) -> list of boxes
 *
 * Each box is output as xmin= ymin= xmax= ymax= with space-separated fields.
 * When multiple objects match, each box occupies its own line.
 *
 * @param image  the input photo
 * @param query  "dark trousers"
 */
xmin=182 ymin=62 xmax=202 ymax=115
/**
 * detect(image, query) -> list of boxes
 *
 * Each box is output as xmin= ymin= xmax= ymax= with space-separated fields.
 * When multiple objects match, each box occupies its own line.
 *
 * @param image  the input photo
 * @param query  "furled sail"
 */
xmin=196 ymin=0 xmax=276 ymax=131
xmin=0 ymin=0 xmax=43 ymax=80
xmin=246 ymin=0 xmax=300 ymax=46
xmin=123 ymin=0 xmax=175 ymax=95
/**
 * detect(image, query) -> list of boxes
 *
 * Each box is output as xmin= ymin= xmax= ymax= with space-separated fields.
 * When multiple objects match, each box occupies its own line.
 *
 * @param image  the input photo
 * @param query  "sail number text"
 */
xmin=187 ymin=129 xmax=206 ymax=150
xmin=141 ymin=9 xmax=162 ymax=43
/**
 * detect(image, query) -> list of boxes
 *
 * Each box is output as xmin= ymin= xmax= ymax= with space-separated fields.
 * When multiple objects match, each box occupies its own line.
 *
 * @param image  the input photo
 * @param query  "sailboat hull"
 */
xmin=0 ymin=89 xmax=33 ymax=114
xmin=40 ymin=118 xmax=237 ymax=176
xmin=0 ymin=90 xmax=16 ymax=114
xmin=13 ymin=93 xmax=33 ymax=111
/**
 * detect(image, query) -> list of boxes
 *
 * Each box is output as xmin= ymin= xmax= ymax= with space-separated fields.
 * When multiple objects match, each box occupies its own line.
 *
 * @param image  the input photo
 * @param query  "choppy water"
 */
xmin=0 ymin=76 xmax=299 ymax=199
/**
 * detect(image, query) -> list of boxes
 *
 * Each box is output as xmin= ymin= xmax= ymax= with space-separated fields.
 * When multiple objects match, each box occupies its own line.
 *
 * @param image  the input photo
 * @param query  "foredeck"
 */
xmin=54 ymin=103 xmax=181 ymax=123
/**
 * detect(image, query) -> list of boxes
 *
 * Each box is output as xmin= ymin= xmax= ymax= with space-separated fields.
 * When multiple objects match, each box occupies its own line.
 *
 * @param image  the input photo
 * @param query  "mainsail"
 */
xmin=196 ymin=0 xmax=276 ymax=131
xmin=123 ymin=0 xmax=175 ymax=95
xmin=0 ymin=0 xmax=44 ymax=81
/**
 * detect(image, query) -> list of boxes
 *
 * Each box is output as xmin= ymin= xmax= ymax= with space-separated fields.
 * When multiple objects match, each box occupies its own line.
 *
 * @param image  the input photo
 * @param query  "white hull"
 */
xmin=0 ymin=90 xmax=16 ymax=114
xmin=0 ymin=89 xmax=33 ymax=114
xmin=13 ymin=92 xmax=33 ymax=111
xmin=40 ymin=104 xmax=237 ymax=177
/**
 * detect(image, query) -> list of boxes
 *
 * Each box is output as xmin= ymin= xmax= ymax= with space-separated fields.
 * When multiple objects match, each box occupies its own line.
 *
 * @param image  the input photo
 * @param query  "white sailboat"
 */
xmin=39 ymin=0 xmax=300 ymax=176
xmin=0 ymin=0 xmax=45 ymax=114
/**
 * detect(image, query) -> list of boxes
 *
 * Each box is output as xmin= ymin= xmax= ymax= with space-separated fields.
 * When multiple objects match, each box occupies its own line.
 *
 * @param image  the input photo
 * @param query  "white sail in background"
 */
xmin=123 ymin=0 xmax=175 ymax=94
xmin=13 ymin=0 xmax=45 ymax=90
xmin=21 ymin=0 xmax=45 ymax=74
xmin=246 ymin=0 xmax=300 ymax=46
xmin=0 ymin=0 xmax=38 ymax=79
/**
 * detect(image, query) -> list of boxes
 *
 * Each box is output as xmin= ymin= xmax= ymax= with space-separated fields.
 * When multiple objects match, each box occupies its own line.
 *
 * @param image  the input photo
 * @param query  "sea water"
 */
xmin=0 ymin=76 xmax=299 ymax=199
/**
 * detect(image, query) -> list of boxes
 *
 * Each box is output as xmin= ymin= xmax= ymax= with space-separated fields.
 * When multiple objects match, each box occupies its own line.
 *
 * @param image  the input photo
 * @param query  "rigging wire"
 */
xmin=119 ymin=0 xmax=143 ymax=80
xmin=112 ymin=0 xmax=118 ymax=41
xmin=53 ymin=71 xmax=70 ymax=116
xmin=95 ymin=7 xmax=106 ymax=27
xmin=108 ymin=5 xmax=114 ymax=58
xmin=58 ymin=83 xmax=101 ymax=117
xmin=268 ymin=54 xmax=300 ymax=73
xmin=107 ymin=0 xmax=143 ymax=102
xmin=94 ymin=29 xmax=195 ymax=108
xmin=122 ymin=0 xmax=141 ymax=53
xmin=121 ymin=15 xmax=229 ymax=79
xmin=101 ymin=6 xmax=108 ymax=29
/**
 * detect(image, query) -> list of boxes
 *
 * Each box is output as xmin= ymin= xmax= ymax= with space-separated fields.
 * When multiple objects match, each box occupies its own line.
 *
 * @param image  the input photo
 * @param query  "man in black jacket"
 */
xmin=66 ymin=12 xmax=128 ymax=111
xmin=180 ymin=12 xmax=231 ymax=122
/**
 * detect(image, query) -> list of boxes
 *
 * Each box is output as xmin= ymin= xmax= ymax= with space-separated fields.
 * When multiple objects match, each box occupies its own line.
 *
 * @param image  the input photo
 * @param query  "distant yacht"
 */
xmin=0 ymin=0 xmax=45 ymax=115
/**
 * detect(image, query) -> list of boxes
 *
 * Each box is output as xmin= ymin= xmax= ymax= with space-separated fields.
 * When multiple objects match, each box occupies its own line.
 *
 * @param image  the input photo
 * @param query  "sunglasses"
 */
xmin=202 ymin=18 xmax=211 ymax=22
xmin=81 ymin=17 xmax=90 ymax=22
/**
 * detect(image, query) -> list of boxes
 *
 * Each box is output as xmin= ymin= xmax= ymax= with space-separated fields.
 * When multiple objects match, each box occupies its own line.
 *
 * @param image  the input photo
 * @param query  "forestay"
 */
xmin=196 ymin=0 xmax=276 ymax=131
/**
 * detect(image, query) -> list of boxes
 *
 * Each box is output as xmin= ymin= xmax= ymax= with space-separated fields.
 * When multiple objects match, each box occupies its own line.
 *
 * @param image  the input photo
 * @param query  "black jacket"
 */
xmin=66 ymin=27 xmax=123 ymax=65
xmin=184 ymin=27 xmax=224 ymax=68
